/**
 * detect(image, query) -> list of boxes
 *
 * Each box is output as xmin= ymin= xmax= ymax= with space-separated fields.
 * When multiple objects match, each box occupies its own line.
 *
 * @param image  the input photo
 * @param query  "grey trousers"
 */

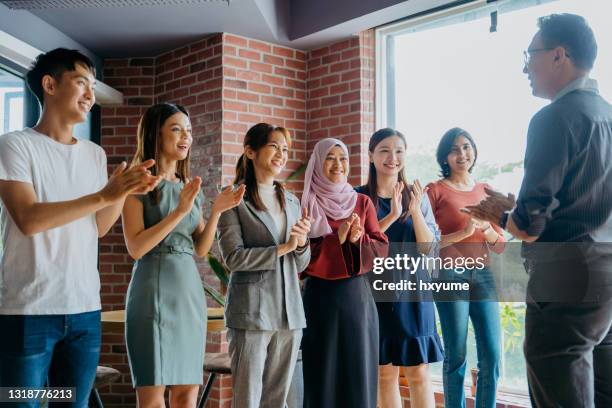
xmin=524 ymin=259 xmax=612 ymax=407
xmin=227 ymin=328 xmax=302 ymax=408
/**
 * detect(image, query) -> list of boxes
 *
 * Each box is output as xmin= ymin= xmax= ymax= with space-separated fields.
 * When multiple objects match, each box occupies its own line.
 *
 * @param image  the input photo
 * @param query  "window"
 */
xmin=0 ymin=65 xmax=27 ymax=256
xmin=0 ymin=67 xmax=25 ymax=133
xmin=377 ymin=0 xmax=612 ymax=393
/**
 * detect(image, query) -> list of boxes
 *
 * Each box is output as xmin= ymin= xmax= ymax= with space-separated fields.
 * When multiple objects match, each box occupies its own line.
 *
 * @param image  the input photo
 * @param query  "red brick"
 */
xmin=224 ymin=34 xmax=247 ymax=47
xmin=321 ymin=74 xmax=340 ymax=86
xmin=310 ymin=46 xmax=330 ymax=58
xmin=285 ymin=120 xmax=305 ymax=130
xmin=340 ymin=91 xmax=361 ymax=105
xmin=236 ymin=91 xmax=260 ymax=102
xmin=248 ymin=39 xmax=272 ymax=53
xmin=322 ymin=53 xmax=341 ymax=64
xmin=285 ymin=99 xmax=305 ymax=110
xmin=285 ymin=79 xmax=305 ymax=90
xmin=330 ymin=83 xmax=350 ymax=94
xmin=341 ymin=113 xmax=361 ymax=124
xmin=285 ymin=59 xmax=306 ymax=71
xmin=262 ymin=74 xmax=284 ymax=86
xmin=331 ymin=105 xmax=350 ymax=115
xmin=274 ymin=67 xmax=295 ymax=78
xmin=321 ymin=95 xmax=340 ymax=107
xmin=341 ymin=70 xmax=361 ymax=82
xmin=342 ymin=48 xmax=360 ymax=60
xmin=330 ymin=61 xmax=350 ymax=73
xmin=250 ymin=62 xmax=273 ymax=74
xmin=249 ymin=105 xmax=272 ymax=115
xmin=308 ymin=57 xmax=322 ymax=69
xmin=222 ymin=45 xmax=237 ymax=56
xmin=310 ymin=108 xmax=330 ymax=119
xmin=224 ymin=101 xmax=248 ymax=112
xmin=224 ymin=79 xmax=247 ymax=89
xmin=321 ymin=117 xmax=340 ymax=127
xmin=330 ymin=39 xmax=351 ymax=52
xmin=309 ymin=87 xmax=329 ymax=99
xmin=239 ymin=48 xmax=261 ymax=61
xmin=310 ymin=129 xmax=329 ymax=140
xmin=309 ymin=66 xmax=329 ymax=79
xmin=273 ymin=87 xmax=294 ymax=98
xmin=274 ymin=108 xmax=294 ymax=119
xmin=264 ymin=54 xmax=284 ymax=66
xmin=273 ymin=46 xmax=294 ymax=58
xmin=247 ymin=82 xmax=271 ymax=94
xmin=235 ymin=69 xmax=260 ymax=81
xmin=237 ymin=113 xmax=261 ymax=124
xmin=224 ymin=56 xmax=247 ymax=69
xmin=262 ymin=96 xmax=283 ymax=106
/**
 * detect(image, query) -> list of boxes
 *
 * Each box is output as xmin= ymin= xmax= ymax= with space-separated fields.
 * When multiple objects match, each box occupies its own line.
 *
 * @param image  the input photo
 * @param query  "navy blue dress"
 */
xmin=356 ymin=186 xmax=444 ymax=366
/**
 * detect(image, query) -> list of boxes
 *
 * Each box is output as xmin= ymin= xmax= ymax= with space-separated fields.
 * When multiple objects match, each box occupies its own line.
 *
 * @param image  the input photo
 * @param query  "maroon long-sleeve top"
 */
xmin=302 ymin=194 xmax=389 ymax=280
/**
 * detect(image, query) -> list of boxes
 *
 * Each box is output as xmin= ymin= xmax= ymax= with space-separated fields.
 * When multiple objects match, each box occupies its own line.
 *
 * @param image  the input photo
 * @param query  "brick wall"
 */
xmin=219 ymin=34 xmax=308 ymax=192
xmin=306 ymin=29 xmax=375 ymax=186
xmin=98 ymin=57 xmax=156 ymax=407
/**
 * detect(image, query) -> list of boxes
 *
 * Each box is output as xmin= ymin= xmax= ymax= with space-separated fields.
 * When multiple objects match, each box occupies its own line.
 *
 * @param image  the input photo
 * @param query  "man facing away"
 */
xmin=465 ymin=13 xmax=612 ymax=408
xmin=0 ymin=48 xmax=160 ymax=407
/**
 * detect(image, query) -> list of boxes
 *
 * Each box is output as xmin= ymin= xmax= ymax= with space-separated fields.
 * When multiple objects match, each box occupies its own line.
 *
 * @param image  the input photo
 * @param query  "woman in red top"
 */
xmin=300 ymin=138 xmax=388 ymax=408
xmin=426 ymin=128 xmax=505 ymax=408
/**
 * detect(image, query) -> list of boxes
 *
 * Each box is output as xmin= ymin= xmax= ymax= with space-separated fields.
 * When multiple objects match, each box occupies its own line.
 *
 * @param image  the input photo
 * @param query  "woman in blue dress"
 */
xmin=356 ymin=128 xmax=444 ymax=408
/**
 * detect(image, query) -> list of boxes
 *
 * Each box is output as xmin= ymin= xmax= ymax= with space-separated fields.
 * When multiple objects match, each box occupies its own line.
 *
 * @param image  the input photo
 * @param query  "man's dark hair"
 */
xmin=25 ymin=48 xmax=96 ymax=106
xmin=537 ymin=13 xmax=597 ymax=70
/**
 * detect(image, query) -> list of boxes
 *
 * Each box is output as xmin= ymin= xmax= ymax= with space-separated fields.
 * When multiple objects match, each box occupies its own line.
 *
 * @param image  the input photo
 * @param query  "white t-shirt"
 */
xmin=0 ymin=128 xmax=107 ymax=315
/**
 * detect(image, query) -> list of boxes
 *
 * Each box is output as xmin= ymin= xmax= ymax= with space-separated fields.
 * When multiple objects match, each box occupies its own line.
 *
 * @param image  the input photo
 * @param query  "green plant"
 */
xmin=500 ymin=302 xmax=524 ymax=352
xmin=205 ymin=252 xmax=229 ymax=307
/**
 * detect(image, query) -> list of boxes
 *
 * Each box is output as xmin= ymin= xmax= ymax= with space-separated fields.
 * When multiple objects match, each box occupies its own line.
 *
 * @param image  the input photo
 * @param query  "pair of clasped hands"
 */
xmin=338 ymin=213 xmax=363 ymax=245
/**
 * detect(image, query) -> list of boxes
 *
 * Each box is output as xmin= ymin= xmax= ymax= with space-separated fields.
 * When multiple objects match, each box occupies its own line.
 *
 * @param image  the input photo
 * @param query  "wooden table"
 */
xmin=101 ymin=307 xmax=226 ymax=333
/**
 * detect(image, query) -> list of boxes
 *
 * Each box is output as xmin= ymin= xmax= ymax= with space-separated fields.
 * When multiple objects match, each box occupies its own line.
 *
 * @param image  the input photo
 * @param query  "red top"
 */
xmin=302 ymin=194 xmax=389 ymax=280
xmin=427 ymin=180 xmax=505 ymax=261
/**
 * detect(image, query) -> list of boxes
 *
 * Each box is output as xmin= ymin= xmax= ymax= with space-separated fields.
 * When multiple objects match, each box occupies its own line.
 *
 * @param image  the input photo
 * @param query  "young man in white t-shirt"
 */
xmin=0 ymin=48 xmax=160 ymax=407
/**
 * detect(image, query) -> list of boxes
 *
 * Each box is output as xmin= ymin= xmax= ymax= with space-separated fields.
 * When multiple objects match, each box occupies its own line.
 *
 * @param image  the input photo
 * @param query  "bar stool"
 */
xmin=88 ymin=366 xmax=121 ymax=408
xmin=197 ymin=352 xmax=232 ymax=408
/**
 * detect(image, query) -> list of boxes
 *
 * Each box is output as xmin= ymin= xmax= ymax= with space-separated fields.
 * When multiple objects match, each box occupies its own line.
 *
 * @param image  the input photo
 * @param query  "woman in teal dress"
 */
xmin=122 ymin=103 xmax=245 ymax=408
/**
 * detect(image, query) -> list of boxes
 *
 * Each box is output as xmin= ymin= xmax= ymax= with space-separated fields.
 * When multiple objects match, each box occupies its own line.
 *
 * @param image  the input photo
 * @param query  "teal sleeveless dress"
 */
xmin=125 ymin=179 xmax=207 ymax=386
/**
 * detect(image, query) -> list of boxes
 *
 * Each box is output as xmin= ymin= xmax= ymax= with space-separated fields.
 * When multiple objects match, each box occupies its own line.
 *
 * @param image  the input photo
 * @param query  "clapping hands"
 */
xmin=289 ymin=207 xmax=312 ymax=250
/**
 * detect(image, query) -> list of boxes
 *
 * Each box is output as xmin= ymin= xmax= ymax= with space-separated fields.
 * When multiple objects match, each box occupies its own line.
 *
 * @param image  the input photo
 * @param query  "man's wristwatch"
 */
xmin=499 ymin=211 xmax=511 ymax=230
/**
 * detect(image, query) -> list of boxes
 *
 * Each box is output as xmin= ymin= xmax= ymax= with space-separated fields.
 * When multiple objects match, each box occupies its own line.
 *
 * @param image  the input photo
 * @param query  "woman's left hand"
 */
xmin=408 ymin=179 xmax=428 ymax=216
xmin=211 ymin=184 xmax=245 ymax=214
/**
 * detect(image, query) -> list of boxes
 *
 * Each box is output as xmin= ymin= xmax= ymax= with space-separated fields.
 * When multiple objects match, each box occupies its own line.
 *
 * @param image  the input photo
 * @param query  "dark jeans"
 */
xmin=524 ymin=257 xmax=612 ymax=408
xmin=0 ymin=310 xmax=101 ymax=408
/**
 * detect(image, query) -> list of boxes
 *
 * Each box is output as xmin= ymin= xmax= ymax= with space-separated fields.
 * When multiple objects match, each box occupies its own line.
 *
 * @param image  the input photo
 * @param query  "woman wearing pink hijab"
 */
xmin=300 ymin=138 xmax=388 ymax=408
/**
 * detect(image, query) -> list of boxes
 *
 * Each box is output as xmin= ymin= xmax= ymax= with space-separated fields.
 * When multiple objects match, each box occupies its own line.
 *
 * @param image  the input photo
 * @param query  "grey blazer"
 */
xmin=217 ymin=189 xmax=310 ymax=330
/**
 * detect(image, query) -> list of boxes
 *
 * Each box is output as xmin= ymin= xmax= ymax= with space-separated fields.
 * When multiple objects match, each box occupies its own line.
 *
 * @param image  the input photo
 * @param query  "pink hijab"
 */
xmin=301 ymin=138 xmax=358 ymax=238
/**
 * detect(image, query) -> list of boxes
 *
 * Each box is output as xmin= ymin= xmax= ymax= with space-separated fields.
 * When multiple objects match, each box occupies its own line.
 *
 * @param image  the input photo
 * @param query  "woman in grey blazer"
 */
xmin=217 ymin=123 xmax=311 ymax=408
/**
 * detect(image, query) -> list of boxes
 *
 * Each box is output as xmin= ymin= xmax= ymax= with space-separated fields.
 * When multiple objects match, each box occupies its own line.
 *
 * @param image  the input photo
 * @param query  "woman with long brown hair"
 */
xmin=122 ymin=103 xmax=244 ymax=407
xmin=217 ymin=123 xmax=311 ymax=408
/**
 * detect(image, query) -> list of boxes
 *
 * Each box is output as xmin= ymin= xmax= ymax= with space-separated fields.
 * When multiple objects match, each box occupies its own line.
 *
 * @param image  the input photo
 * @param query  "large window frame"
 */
xmin=374 ymin=0 xmax=565 ymax=397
